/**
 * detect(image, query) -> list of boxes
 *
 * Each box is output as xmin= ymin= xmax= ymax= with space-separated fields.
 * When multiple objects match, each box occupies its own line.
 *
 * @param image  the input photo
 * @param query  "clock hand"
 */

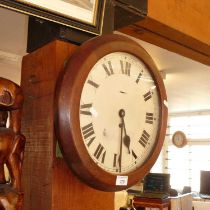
xmin=123 ymin=135 xmax=131 ymax=154
xmin=118 ymin=118 xmax=123 ymax=173
xmin=119 ymin=109 xmax=131 ymax=154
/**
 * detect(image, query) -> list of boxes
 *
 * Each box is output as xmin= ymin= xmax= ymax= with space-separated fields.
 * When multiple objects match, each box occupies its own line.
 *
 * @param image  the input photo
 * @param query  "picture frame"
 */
xmin=0 ymin=0 xmax=106 ymax=35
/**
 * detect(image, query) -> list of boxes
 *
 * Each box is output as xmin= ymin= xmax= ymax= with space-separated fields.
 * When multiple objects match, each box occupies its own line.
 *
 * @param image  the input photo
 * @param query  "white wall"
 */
xmin=0 ymin=7 xmax=27 ymax=84
xmin=0 ymin=58 xmax=22 ymax=84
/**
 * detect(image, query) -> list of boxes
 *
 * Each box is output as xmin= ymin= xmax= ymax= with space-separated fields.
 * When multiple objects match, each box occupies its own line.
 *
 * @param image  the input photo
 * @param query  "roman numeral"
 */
xmin=81 ymin=123 xmax=95 ymax=139
xmin=132 ymin=150 xmax=138 ymax=160
xmin=86 ymin=137 xmax=95 ymax=147
xmin=113 ymin=153 xmax=119 ymax=172
xmin=94 ymin=143 xmax=106 ymax=163
xmin=87 ymin=80 xmax=99 ymax=88
xmin=81 ymin=123 xmax=96 ymax=147
xmin=102 ymin=61 xmax=114 ymax=76
xmin=145 ymin=112 xmax=154 ymax=124
xmin=80 ymin=103 xmax=92 ymax=116
xmin=120 ymin=60 xmax=131 ymax=76
xmin=143 ymin=91 xmax=152 ymax=101
xmin=136 ymin=71 xmax=143 ymax=84
xmin=139 ymin=130 xmax=150 ymax=148
xmin=113 ymin=153 xmax=118 ymax=167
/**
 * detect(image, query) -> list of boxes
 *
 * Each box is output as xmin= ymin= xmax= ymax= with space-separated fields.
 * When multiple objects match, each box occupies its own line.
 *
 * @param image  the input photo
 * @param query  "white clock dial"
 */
xmin=79 ymin=52 xmax=160 ymax=174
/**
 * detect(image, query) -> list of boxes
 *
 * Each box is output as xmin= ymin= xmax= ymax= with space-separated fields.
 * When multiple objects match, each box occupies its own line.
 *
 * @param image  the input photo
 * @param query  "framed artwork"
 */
xmin=0 ymin=0 xmax=106 ymax=35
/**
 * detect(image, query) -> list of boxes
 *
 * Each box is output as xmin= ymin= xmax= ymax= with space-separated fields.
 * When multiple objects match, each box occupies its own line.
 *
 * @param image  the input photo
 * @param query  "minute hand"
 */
xmin=119 ymin=117 xmax=123 ymax=173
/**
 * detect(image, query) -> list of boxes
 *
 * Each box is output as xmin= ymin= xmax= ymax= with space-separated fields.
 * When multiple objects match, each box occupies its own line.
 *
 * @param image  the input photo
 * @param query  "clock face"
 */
xmin=80 ymin=52 xmax=160 ymax=174
xmin=56 ymin=34 xmax=168 ymax=191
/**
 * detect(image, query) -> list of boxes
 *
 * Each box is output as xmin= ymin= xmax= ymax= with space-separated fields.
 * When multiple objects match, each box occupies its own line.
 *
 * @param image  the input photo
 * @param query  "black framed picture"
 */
xmin=0 ymin=0 xmax=106 ymax=35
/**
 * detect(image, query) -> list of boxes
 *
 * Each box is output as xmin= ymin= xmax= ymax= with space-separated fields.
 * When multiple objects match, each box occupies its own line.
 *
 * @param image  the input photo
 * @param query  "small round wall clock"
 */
xmin=55 ymin=34 xmax=168 ymax=191
xmin=172 ymin=131 xmax=187 ymax=148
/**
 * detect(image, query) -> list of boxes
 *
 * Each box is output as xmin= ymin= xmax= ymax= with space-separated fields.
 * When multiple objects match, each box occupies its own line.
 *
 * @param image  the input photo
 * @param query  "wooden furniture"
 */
xmin=21 ymin=40 xmax=114 ymax=210
xmin=133 ymin=197 xmax=171 ymax=210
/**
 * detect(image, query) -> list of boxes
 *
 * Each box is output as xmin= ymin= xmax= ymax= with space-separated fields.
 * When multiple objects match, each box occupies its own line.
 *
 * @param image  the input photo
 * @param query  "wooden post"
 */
xmin=21 ymin=40 xmax=114 ymax=210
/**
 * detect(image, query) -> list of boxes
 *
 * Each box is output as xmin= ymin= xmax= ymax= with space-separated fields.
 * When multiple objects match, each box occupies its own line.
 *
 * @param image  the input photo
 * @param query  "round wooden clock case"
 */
xmin=55 ymin=34 xmax=168 ymax=191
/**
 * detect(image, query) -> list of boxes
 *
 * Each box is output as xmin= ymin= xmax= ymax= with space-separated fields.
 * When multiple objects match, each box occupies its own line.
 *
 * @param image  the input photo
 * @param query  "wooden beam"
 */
xmin=148 ymin=0 xmax=210 ymax=46
xmin=118 ymin=0 xmax=210 ymax=66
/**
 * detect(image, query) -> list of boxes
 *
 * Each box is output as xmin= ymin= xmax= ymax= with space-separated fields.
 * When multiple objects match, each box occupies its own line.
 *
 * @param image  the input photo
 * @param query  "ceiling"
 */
xmin=1 ymin=7 xmax=210 ymax=114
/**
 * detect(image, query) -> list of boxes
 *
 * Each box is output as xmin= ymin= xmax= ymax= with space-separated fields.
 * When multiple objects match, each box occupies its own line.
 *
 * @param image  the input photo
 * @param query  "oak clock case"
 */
xmin=55 ymin=34 xmax=168 ymax=191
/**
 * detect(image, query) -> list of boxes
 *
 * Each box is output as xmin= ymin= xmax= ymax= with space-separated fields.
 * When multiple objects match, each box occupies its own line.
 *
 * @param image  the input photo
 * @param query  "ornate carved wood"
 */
xmin=0 ymin=77 xmax=25 ymax=210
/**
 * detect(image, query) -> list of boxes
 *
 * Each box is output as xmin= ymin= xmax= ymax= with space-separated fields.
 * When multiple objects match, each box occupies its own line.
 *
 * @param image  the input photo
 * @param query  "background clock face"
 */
xmin=79 ymin=52 xmax=160 ymax=174
xmin=172 ymin=131 xmax=187 ymax=147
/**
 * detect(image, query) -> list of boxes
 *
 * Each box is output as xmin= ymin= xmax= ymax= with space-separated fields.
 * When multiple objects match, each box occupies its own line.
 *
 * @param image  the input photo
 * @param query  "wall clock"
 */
xmin=55 ymin=34 xmax=168 ymax=191
xmin=172 ymin=131 xmax=187 ymax=148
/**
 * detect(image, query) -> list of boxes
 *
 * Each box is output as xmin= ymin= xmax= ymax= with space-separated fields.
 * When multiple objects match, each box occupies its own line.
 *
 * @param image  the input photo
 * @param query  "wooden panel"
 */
xmin=21 ymin=40 xmax=114 ymax=210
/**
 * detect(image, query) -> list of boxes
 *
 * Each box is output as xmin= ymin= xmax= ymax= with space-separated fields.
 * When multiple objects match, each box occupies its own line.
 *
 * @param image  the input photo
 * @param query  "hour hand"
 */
xmin=123 ymin=135 xmax=131 ymax=154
